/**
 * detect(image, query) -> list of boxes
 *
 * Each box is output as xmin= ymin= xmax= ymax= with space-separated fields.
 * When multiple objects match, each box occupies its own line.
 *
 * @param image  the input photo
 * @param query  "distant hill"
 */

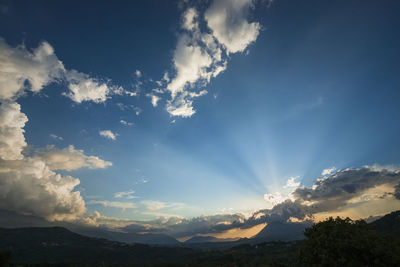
xmin=370 ymin=210 xmax=400 ymax=236
xmin=77 ymin=228 xmax=180 ymax=245
xmin=184 ymin=235 xmax=238 ymax=244
xmin=253 ymin=221 xmax=312 ymax=242
xmin=0 ymin=227 xmax=194 ymax=265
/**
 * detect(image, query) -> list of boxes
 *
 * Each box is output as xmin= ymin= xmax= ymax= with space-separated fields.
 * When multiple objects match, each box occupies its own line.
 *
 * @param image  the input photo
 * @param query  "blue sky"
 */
xmin=1 ymin=0 xmax=400 ymax=235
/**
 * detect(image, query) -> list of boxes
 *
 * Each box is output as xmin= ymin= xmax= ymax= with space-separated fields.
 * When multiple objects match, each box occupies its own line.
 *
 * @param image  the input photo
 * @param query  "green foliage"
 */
xmin=298 ymin=217 xmax=400 ymax=266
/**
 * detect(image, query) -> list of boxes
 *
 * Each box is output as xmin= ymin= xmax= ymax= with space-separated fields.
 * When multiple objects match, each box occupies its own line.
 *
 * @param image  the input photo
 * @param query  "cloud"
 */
xmin=87 ymin=200 xmax=136 ymax=212
xmin=146 ymin=93 xmax=161 ymax=107
xmin=140 ymin=200 xmax=184 ymax=211
xmin=122 ymin=213 xmax=246 ymax=238
xmin=0 ymin=101 xmax=87 ymax=221
xmin=36 ymin=145 xmax=112 ymax=171
xmin=135 ymin=69 xmax=142 ymax=78
xmin=321 ymin=167 xmax=336 ymax=176
xmin=255 ymin=165 xmax=400 ymax=226
xmin=99 ymin=130 xmax=117 ymax=140
xmin=0 ymin=38 xmax=122 ymax=103
xmin=120 ymin=120 xmax=134 ymax=126
xmin=64 ymin=70 xmax=122 ymax=103
xmin=49 ymin=134 xmax=63 ymax=140
xmin=204 ymin=0 xmax=261 ymax=54
xmin=264 ymin=192 xmax=290 ymax=207
xmin=162 ymin=0 xmax=260 ymax=117
xmin=285 ymin=176 xmax=301 ymax=188
xmin=0 ymin=38 xmax=64 ymax=100
xmin=0 ymin=101 xmax=28 ymax=160
xmin=0 ymin=157 xmax=86 ymax=221
xmin=293 ymin=166 xmax=400 ymax=213
xmin=0 ymin=37 xmax=120 ymax=223
xmin=114 ymin=190 xmax=138 ymax=200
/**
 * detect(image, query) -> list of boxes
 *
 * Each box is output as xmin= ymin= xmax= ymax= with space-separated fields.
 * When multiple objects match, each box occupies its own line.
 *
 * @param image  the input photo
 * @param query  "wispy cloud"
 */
xmin=87 ymin=200 xmax=136 ymax=212
xmin=120 ymin=120 xmax=134 ymax=126
xmin=49 ymin=134 xmax=63 ymax=140
xmin=114 ymin=190 xmax=138 ymax=200
xmin=36 ymin=145 xmax=112 ymax=171
xmin=99 ymin=130 xmax=117 ymax=140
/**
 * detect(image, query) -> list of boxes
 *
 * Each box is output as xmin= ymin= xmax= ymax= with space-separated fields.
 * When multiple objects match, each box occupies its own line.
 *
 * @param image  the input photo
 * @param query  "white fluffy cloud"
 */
xmin=0 ymin=38 xmax=122 ymax=104
xmin=162 ymin=0 xmax=260 ymax=117
xmin=99 ymin=130 xmax=117 ymax=140
xmin=0 ymin=38 xmax=64 ymax=100
xmin=204 ymin=0 xmax=261 ymax=54
xmin=146 ymin=93 xmax=161 ymax=107
xmin=36 ymin=145 xmax=112 ymax=171
xmin=0 ymin=37 xmax=116 ymax=222
xmin=0 ymin=101 xmax=88 ymax=221
xmin=0 ymin=157 xmax=86 ymax=221
xmin=0 ymin=102 xmax=28 ymax=160
xmin=64 ymin=70 xmax=122 ymax=103
xmin=321 ymin=167 xmax=336 ymax=176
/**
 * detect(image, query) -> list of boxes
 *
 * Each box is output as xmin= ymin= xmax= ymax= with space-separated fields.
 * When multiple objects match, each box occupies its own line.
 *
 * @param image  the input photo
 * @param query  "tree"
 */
xmin=298 ymin=217 xmax=399 ymax=266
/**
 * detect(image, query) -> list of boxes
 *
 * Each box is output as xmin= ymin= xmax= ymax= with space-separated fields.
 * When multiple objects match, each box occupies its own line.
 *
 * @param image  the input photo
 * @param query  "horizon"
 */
xmin=1 ymin=0 xmax=400 ymax=241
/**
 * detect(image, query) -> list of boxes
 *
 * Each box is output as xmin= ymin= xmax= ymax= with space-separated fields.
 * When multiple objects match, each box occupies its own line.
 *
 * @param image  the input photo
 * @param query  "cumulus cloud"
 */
xmin=293 ymin=166 xmax=400 ymax=213
xmin=204 ymin=0 xmax=261 ymax=54
xmin=36 ymin=145 xmax=112 ymax=171
xmin=0 ymin=102 xmax=28 ymax=160
xmin=0 ymin=38 xmax=122 ymax=103
xmin=162 ymin=0 xmax=260 ymax=117
xmin=0 ymin=38 xmax=64 ymax=100
xmin=256 ymin=166 xmax=400 ymax=226
xmin=321 ymin=167 xmax=336 ymax=176
xmin=146 ymin=93 xmax=161 ymax=107
xmin=0 ymin=37 xmax=116 ymax=222
xmin=64 ymin=70 xmax=122 ymax=103
xmin=0 ymin=157 xmax=86 ymax=221
xmin=99 ymin=130 xmax=117 ymax=140
xmin=285 ymin=176 xmax=301 ymax=188
xmin=0 ymin=102 xmax=88 ymax=221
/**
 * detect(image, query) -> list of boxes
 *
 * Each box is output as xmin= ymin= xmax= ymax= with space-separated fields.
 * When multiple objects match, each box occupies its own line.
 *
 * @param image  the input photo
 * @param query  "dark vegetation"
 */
xmin=0 ymin=210 xmax=399 ymax=266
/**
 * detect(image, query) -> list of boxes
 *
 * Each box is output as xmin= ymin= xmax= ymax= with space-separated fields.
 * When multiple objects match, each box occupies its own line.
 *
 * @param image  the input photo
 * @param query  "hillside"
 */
xmin=370 ymin=210 xmax=400 ymax=236
xmin=0 ymin=227 xmax=194 ymax=265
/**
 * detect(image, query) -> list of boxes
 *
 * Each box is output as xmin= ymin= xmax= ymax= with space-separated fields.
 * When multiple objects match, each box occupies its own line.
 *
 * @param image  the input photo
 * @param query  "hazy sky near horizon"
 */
xmin=1 ymin=0 xmax=400 ymax=234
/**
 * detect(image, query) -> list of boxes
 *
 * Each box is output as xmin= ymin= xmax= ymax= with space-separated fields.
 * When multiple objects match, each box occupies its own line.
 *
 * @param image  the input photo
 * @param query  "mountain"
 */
xmin=253 ymin=221 xmax=312 ymax=242
xmin=77 ymin=228 xmax=180 ymax=245
xmin=370 ymin=210 xmax=400 ymax=235
xmin=184 ymin=235 xmax=238 ymax=244
xmin=0 ymin=227 xmax=194 ymax=265
xmin=0 ymin=209 xmax=179 ymax=245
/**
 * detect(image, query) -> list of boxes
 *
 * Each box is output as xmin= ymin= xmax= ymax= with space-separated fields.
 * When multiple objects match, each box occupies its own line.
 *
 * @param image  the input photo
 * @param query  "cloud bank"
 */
xmin=114 ymin=166 xmax=400 ymax=238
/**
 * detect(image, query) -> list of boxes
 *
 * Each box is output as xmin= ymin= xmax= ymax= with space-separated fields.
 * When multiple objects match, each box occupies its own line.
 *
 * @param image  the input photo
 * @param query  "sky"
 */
xmin=1 ymin=0 xmax=400 ymax=239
